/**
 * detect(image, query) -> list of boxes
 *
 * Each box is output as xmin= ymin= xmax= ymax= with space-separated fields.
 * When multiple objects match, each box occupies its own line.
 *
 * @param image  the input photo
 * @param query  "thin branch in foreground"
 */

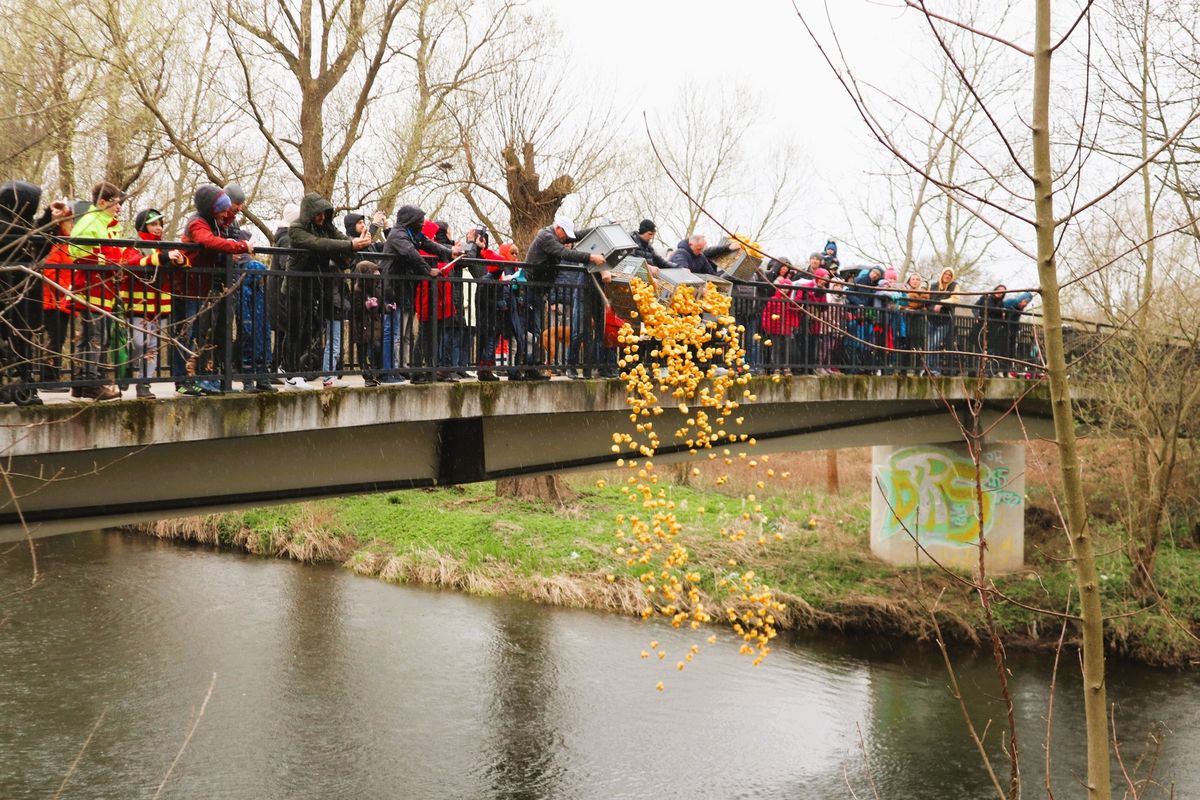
xmin=930 ymin=589 xmax=1008 ymax=800
xmin=152 ymin=671 xmax=218 ymax=800
xmin=52 ymin=707 xmax=109 ymax=800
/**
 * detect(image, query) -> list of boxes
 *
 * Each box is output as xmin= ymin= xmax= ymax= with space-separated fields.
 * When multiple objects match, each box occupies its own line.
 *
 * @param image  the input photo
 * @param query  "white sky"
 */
xmin=554 ymin=0 xmax=1036 ymax=288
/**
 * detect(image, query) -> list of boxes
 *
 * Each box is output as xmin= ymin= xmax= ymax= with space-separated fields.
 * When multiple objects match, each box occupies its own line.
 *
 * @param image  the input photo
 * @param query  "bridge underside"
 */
xmin=0 ymin=376 xmax=1057 ymax=541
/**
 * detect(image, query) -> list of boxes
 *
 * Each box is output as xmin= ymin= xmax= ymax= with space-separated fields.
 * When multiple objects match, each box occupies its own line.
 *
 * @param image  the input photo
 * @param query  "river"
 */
xmin=2 ymin=532 xmax=1196 ymax=799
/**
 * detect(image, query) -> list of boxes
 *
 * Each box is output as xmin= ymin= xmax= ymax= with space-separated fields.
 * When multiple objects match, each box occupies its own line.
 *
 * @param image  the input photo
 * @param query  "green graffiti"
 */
xmin=877 ymin=447 xmax=1021 ymax=546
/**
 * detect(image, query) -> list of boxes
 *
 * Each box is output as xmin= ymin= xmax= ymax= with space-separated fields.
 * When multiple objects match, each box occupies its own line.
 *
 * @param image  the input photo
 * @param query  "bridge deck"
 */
xmin=0 ymin=375 xmax=1058 ymax=541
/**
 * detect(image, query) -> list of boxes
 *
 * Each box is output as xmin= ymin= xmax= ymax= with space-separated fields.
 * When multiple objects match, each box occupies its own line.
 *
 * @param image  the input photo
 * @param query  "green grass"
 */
xmin=148 ymin=471 xmax=1200 ymax=667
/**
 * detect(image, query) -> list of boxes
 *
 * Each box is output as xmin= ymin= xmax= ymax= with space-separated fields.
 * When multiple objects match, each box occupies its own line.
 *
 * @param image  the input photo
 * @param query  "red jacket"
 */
xmin=120 ymin=230 xmax=173 ymax=316
xmin=179 ymin=213 xmax=249 ymax=297
xmin=415 ymin=219 xmax=455 ymax=322
xmin=42 ymin=240 xmax=81 ymax=314
xmin=69 ymin=212 xmax=166 ymax=312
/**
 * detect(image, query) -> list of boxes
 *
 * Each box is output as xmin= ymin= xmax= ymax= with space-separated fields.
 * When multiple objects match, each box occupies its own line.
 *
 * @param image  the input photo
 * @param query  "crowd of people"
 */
xmin=0 ymin=178 xmax=1039 ymax=406
xmin=749 ymin=241 xmax=1037 ymax=378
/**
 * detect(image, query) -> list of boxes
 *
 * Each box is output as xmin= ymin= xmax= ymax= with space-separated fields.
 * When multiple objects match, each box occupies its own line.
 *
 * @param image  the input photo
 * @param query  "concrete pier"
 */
xmin=870 ymin=442 xmax=1025 ymax=573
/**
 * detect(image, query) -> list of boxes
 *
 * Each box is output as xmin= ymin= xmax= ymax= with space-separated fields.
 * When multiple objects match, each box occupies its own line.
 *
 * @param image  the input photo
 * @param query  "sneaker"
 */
xmin=460 ymin=370 xmax=476 ymax=379
xmin=381 ymin=375 xmax=408 ymax=385
xmin=198 ymin=381 xmax=224 ymax=395
xmin=256 ymin=380 xmax=277 ymax=393
xmin=76 ymin=384 xmax=120 ymax=402
xmin=136 ymin=384 xmax=154 ymax=399
xmin=564 ymin=368 xmax=580 ymax=380
xmin=242 ymin=382 xmax=266 ymax=393
xmin=176 ymin=382 xmax=204 ymax=397
xmin=435 ymin=372 xmax=460 ymax=383
xmin=285 ymin=376 xmax=314 ymax=390
xmin=364 ymin=377 xmax=381 ymax=387
xmin=322 ymin=377 xmax=346 ymax=389
xmin=477 ymin=370 xmax=499 ymax=382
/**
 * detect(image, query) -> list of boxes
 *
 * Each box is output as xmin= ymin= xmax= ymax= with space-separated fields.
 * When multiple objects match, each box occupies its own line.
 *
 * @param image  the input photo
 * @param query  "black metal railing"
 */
xmin=0 ymin=234 xmax=1100 ymax=399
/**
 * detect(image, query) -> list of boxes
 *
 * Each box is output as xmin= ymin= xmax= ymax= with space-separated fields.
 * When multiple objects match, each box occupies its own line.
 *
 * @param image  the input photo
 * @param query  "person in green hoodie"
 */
xmin=285 ymin=192 xmax=372 ymax=388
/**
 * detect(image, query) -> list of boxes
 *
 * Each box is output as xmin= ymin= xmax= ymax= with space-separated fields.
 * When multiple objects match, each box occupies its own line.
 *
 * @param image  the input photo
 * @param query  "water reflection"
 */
xmin=483 ymin=603 xmax=563 ymax=799
xmin=1 ymin=533 xmax=1197 ymax=800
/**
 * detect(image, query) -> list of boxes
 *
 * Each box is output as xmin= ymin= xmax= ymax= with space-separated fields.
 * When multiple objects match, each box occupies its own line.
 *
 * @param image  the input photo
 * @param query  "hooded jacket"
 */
xmin=289 ymin=193 xmax=355 ymax=319
xmin=848 ymin=267 xmax=884 ymax=307
xmin=0 ymin=181 xmax=52 ymax=262
xmin=929 ymin=266 xmax=959 ymax=312
xmin=382 ymin=205 xmax=453 ymax=312
xmin=343 ymin=212 xmax=365 ymax=239
xmin=1003 ymin=292 xmax=1033 ymax=314
xmin=289 ymin=193 xmax=353 ymax=268
xmin=181 ymin=185 xmax=250 ymax=295
xmin=667 ymin=239 xmax=733 ymax=276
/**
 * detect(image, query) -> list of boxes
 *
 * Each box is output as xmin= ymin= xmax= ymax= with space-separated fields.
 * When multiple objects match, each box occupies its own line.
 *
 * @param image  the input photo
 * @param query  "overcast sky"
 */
xmin=554 ymin=0 xmax=1035 ymax=287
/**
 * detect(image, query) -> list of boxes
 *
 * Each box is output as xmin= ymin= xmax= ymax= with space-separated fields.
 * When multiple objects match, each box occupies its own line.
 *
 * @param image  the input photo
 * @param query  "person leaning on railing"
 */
xmin=0 ymin=180 xmax=63 ymax=406
xmin=121 ymin=209 xmax=185 ymax=398
xmin=287 ymin=192 xmax=374 ymax=389
xmin=1002 ymin=291 xmax=1034 ymax=377
xmin=973 ymin=284 xmax=1009 ymax=377
xmin=516 ymin=216 xmax=605 ymax=382
xmin=893 ymin=272 xmax=930 ymax=376
xmin=70 ymin=181 xmax=180 ymax=401
xmin=381 ymin=204 xmax=461 ymax=384
xmin=175 ymin=185 xmax=252 ymax=396
xmin=924 ymin=266 xmax=960 ymax=376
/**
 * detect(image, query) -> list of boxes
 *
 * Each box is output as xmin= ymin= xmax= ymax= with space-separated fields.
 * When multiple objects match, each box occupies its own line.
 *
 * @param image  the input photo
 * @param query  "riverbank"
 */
xmin=132 ymin=447 xmax=1200 ymax=668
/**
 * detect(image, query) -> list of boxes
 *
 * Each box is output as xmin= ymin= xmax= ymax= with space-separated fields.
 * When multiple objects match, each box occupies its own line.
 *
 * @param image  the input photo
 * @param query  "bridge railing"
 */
xmin=0 ymin=234 xmax=1095 ymax=396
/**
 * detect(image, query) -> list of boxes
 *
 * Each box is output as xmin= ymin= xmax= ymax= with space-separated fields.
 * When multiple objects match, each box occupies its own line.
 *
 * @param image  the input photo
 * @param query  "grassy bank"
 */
xmin=135 ymin=448 xmax=1200 ymax=668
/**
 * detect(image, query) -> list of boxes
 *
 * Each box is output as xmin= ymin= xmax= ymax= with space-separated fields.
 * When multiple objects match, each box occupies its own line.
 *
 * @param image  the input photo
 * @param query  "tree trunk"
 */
xmin=495 ymin=475 xmax=574 ymax=505
xmin=504 ymin=141 xmax=574 ymax=249
xmin=825 ymin=450 xmax=839 ymax=494
xmin=1032 ymin=2 xmax=1111 ymax=796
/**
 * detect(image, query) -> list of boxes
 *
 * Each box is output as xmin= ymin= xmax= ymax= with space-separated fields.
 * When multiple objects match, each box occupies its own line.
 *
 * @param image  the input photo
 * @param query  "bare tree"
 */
xmin=796 ymin=1 xmax=1200 ymax=796
xmin=456 ymin=56 xmax=626 ymax=247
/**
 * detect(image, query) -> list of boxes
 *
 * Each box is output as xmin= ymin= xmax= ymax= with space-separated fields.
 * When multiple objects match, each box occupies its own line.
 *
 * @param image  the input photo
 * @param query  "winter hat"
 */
xmin=813 ymin=267 xmax=831 ymax=280
xmin=498 ymin=242 xmax=516 ymax=261
xmin=343 ymin=212 xmax=365 ymax=238
xmin=193 ymin=184 xmax=224 ymax=218
xmin=223 ymin=183 xmax=247 ymax=206
xmin=71 ymin=200 xmax=92 ymax=218
xmin=134 ymin=208 xmax=164 ymax=233
xmin=638 ymin=219 xmax=657 ymax=235
xmin=823 ymin=239 xmax=838 ymax=257
xmin=212 ymin=192 xmax=232 ymax=214
xmin=281 ymin=203 xmax=301 ymax=226
xmin=883 ymin=267 xmax=898 ymax=282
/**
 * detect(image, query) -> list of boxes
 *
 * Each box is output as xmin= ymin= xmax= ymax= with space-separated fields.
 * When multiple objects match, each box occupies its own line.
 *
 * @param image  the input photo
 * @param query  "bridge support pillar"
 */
xmin=869 ymin=442 xmax=1025 ymax=574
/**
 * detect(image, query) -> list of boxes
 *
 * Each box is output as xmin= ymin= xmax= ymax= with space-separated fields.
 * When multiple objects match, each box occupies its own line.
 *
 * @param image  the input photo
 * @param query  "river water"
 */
xmin=2 ymin=532 xmax=1197 ymax=799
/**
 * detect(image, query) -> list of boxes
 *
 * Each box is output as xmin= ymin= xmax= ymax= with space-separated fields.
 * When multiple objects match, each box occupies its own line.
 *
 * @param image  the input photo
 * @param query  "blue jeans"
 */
xmin=322 ymin=320 xmax=342 ymax=375
xmin=238 ymin=261 xmax=272 ymax=375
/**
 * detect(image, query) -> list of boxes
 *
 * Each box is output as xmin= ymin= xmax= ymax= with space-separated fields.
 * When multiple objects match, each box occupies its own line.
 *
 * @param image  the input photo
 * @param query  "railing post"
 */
xmin=222 ymin=257 xmax=234 ymax=391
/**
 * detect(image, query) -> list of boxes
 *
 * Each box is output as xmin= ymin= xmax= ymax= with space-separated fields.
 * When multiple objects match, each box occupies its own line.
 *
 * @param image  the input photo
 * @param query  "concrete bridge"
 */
xmin=0 ymin=375 xmax=1058 ymax=542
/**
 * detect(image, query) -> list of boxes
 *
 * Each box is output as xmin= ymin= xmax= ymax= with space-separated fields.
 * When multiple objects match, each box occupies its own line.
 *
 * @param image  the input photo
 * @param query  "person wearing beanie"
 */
xmin=175 ymin=184 xmax=253 ymax=395
xmin=223 ymin=183 xmax=247 ymax=207
xmin=629 ymin=218 xmax=671 ymax=272
xmin=122 ymin=209 xmax=183 ymax=397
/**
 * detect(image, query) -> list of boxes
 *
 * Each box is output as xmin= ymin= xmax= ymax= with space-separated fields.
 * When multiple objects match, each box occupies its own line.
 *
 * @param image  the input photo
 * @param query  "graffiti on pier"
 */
xmin=875 ymin=446 xmax=1022 ymax=545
